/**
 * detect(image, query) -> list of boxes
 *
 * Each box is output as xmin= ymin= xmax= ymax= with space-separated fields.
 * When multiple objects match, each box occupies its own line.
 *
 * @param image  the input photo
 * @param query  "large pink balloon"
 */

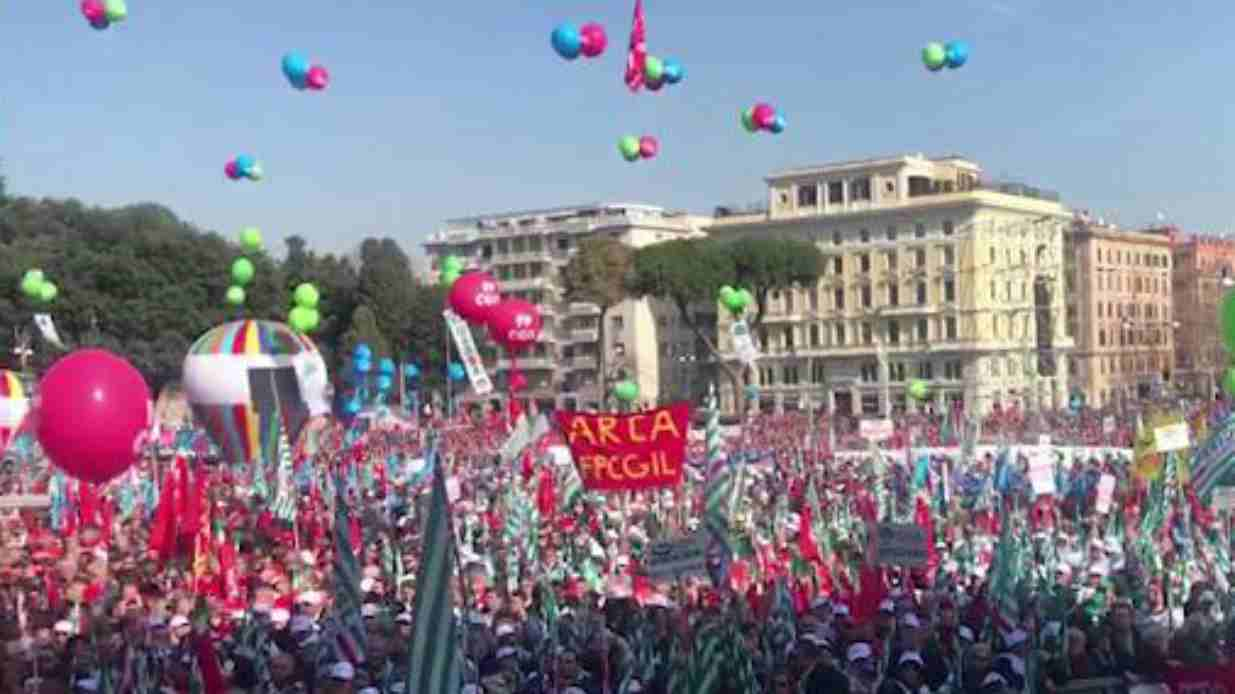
xmin=448 ymin=271 xmax=501 ymax=324
xmin=752 ymin=103 xmax=776 ymax=129
xmin=37 ymin=349 xmax=151 ymax=485
xmin=80 ymin=0 xmax=104 ymax=21
xmin=580 ymin=22 xmax=607 ymax=58
xmin=487 ymin=299 xmax=543 ymax=352
xmin=306 ymin=65 xmax=330 ymax=90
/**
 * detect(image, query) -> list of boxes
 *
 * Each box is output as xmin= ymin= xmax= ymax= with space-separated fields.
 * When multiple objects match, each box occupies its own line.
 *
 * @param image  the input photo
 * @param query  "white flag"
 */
xmin=32 ymin=314 xmax=64 ymax=349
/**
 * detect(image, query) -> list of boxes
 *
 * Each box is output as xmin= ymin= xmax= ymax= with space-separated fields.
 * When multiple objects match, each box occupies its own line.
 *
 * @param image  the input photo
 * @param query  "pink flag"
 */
xmin=624 ymin=0 xmax=646 ymax=92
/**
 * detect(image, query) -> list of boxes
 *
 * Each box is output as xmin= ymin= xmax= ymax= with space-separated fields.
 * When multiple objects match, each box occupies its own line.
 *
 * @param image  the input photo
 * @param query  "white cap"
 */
xmin=901 ymin=613 xmax=922 ymax=629
xmin=847 ymin=643 xmax=872 ymax=662
xmin=297 ymin=590 xmax=324 ymax=606
xmin=290 ymin=615 xmax=315 ymax=634
xmin=496 ymin=646 xmax=518 ymax=660
xmin=832 ymin=604 xmax=850 ymax=617
xmin=879 ymin=598 xmax=895 ymax=613
xmin=361 ymin=604 xmax=381 ymax=618
xmin=270 ymin=608 xmax=291 ymax=624
xmin=396 ymin=612 xmax=413 ymax=625
xmin=328 ymin=662 xmax=355 ymax=681
xmin=898 ymin=651 xmax=925 ymax=668
xmin=169 ymin=615 xmax=190 ymax=629
xmin=1004 ymin=629 xmax=1028 ymax=648
xmin=360 ymin=578 xmax=377 ymax=592
xmin=54 ymin=620 xmax=74 ymax=635
xmin=958 ymin=625 xmax=975 ymax=641
xmin=495 ymin=623 xmax=517 ymax=637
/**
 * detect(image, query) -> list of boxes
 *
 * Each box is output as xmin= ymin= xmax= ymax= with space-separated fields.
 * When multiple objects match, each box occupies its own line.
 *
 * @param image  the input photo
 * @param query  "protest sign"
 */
xmin=555 ymin=403 xmax=692 ymax=491
xmin=1154 ymin=422 xmax=1190 ymax=453
xmin=0 ymin=495 xmax=50 ymax=509
xmin=859 ymin=419 xmax=894 ymax=442
xmin=876 ymin=523 xmax=928 ymax=567
xmin=646 ymin=531 xmax=708 ymax=581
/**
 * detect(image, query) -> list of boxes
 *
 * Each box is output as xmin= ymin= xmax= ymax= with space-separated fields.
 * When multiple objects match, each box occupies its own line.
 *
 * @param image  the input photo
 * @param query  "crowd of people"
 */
xmin=0 ymin=396 xmax=1228 ymax=694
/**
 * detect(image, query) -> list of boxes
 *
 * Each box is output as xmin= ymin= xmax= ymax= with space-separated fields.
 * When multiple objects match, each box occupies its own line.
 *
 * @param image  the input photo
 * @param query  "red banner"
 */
xmin=554 ymin=403 xmax=692 ymax=491
xmin=1164 ymin=665 xmax=1235 ymax=694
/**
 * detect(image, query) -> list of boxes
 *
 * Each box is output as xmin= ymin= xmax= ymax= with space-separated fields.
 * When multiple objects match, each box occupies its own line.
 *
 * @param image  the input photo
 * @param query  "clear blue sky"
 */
xmin=3 ymin=1 xmax=1232 ymax=259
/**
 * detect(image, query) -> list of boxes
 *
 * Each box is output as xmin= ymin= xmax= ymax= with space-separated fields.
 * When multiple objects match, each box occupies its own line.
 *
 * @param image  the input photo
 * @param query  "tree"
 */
xmin=628 ymin=238 xmax=745 ymax=409
xmin=356 ymin=238 xmax=418 ymax=360
xmin=282 ymin=235 xmax=359 ymax=371
xmin=726 ymin=237 xmax=826 ymax=338
xmin=340 ymin=305 xmax=390 ymax=368
xmin=560 ymin=236 xmax=634 ymax=406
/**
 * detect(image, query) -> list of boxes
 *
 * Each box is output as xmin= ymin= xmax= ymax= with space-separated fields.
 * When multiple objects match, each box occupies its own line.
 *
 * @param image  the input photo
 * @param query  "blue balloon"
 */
xmin=403 ymin=363 xmax=420 ymax=379
xmin=769 ymin=114 xmax=786 ymax=134
xmin=663 ymin=59 xmax=684 ymax=84
xmin=234 ymin=154 xmax=256 ymax=176
xmin=551 ymin=23 xmax=582 ymax=60
xmin=944 ymin=41 xmax=970 ymax=69
xmin=344 ymin=398 xmax=361 ymax=416
xmin=448 ymin=362 xmax=466 ymax=382
xmin=282 ymin=52 xmax=311 ymax=86
xmin=354 ymin=358 xmax=372 ymax=375
xmin=353 ymin=344 xmax=372 ymax=361
xmin=378 ymin=357 xmax=396 ymax=375
xmin=376 ymin=374 xmax=394 ymax=392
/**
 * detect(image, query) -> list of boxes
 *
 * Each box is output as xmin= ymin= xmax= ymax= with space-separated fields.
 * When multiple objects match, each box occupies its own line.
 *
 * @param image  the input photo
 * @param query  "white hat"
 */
xmin=169 ymin=615 xmax=190 ymax=629
xmin=297 ymin=590 xmax=325 ymax=606
xmin=847 ymin=643 xmax=872 ymax=662
xmin=898 ymin=651 xmax=925 ymax=668
xmin=360 ymin=578 xmax=377 ymax=592
xmin=270 ymin=608 xmax=291 ymax=624
xmin=54 ymin=620 xmax=74 ymax=635
xmin=1004 ymin=629 xmax=1028 ymax=649
xmin=832 ymin=604 xmax=851 ymax=617
xmin=879 ymin=599 xmax=895 ymax=613
xmin=396 ymin=612 xmax=413 ymax=625
xmin=495 ymin=623 xmax=517 ymax=637
xmin=74 ymin=676 xmax=100 ymax=692
xmin=290 ymin=616 xmax=315 ymax=634
xmin=328 ymin=662 xmax=355 ymax=681
xmin=901 ymin=613 xmax=922 ymax=629
xmin=361 ymin=604 xmax=381 ymax=618
xmin=495 ymin=646 xmax=518 ymax=660
xmin=958 ymin=625 xmax=975 ymax=641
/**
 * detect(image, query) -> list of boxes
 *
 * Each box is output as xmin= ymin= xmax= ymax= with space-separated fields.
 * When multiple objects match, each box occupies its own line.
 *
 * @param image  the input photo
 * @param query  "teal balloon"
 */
xmin=448 ymin=362 xmax=466 ymax=381
xmin=378 ymin=358 xmax=396 ymax=375
xmin=740 ymin=107 xmax=757 ymax=133
xmin=231 ymin=258 xmax=255 ymax=286
xmin=663 ymin=58 xmax=684 ymax=84
xmin=376 ymin=374 xmax=394 ymax=392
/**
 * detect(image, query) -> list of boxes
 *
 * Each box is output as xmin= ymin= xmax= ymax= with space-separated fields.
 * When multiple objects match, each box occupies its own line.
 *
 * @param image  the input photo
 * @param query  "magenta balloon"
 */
xmin=36 ymin=349 xmax=151 ymax=485
xmin=752 ymin=103 xmax=776 ymax=129
xmin=306 ymin=65 xmax=330 ymax=90
xmin=509 ymin=371 xmax=528 ymax=392
xmin=639 ymin=135 xmax=659 ymax=159
xmin=448 ymin=271 xmax=501 ymax=324
xmin=80 ymin=0 xmax=104 ymax=21
xmin=487 ymin=299 xmax=543 ymax=352
xmin=580 ymin=22 xmax=607 ymax=57
xmin=646 ymin=75 xmax=665 ymax=91
xmin=224 ymin=160 xmax=240 ymax=180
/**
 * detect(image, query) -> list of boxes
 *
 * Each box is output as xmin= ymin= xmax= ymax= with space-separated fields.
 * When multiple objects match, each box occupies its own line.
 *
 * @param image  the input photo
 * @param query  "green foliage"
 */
xmin=562 ymin=236 xmax=634 ymax=406
xmin=340 ymin=305 xmax=390 ymax=365
xmin=628 ymin=238 xmax=736 ymax=311
xmin=726 ymin=237 xmax=825 ymax=333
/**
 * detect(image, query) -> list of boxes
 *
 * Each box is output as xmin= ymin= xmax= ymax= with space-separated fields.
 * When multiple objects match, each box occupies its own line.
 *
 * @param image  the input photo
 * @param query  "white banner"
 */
xmin=859 ymin=419 xmax=894 ymax=441
xmin=876 ymin=524 xmax=928 ymax=567
xmin=1154 ymin=422 xmax=1190 ymax=453
xmin=442 ymin=310 xmax=493 ymax=396
xmin=646 ymin=531 xmax=709 ymax=580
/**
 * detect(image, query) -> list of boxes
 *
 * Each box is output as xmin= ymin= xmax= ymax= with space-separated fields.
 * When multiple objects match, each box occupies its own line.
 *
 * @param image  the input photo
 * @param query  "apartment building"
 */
xmin=707 ymin=153 xmax=1074 ymax=416
xmin=1173 ymin=235 xmax=1235 ymax=398
xmin=423 ymin=203 xmax=709 ymax=411
xmin=1064 ymin=218 xmax=1174 ymax=409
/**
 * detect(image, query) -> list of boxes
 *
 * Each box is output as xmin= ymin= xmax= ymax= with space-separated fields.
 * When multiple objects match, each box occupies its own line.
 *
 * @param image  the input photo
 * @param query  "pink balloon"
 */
xmin=639 ymin=135 xmax=659 ymax=159
xmin=306 ymin=65 xmax=330 ymax=90
xmin=224 ymin=160 xmax=240 ymax=180
xmin=509 ymin=371 xmax=528 ymax=392
xmin=36 ymin=349 xmax=151 ymax=485
xmin=80 ymin=0 xmax=104 ymax=22
xmin=580 ymin=22 xmax=607 ymax=58
xmin=752 ymin=103 xmax=776 ymax=129
xmin=486 ymin=299 xmax=543 ymax=352
xmin=448 ymin=271 xmax=501 ymax=324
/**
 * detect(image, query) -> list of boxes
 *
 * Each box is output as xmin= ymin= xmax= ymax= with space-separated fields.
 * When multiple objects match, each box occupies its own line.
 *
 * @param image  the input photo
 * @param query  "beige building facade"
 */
xmin=423 ymin=203 xmax=708 ymax=411
xmin=1064 ymin=220 xmax=1174 ymax=409
xmin=1172 ymin=236 xmax=1235 ymax=398
xmin=707 ymin=154 xmax=1074 ymax=416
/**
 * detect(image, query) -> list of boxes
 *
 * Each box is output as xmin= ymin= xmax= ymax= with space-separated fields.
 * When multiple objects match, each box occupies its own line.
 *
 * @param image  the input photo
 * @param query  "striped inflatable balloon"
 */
xmin=182 ymin=320 xmax=330 ymax=465
xmin=0 ymin=370 xmax=29 ymax=457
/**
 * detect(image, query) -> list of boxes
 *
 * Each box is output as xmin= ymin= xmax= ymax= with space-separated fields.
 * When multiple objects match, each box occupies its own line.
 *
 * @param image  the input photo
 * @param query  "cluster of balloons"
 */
xmin=921 ymin=41 xmax=970 ymax=72
xmin=740 ymin=103 xmax=786 ymax=134
xmin=613 ymin=379 xmax=640 ymax=403
xmin=447 ymin=362 xmax=466 ymax=382
xmin=617 ymin=135 xmax=658 ymax=162
xmin=281 ymin=52 xmax=330 ymax=91
xmin=642 ymin=55 xmax=685 ymax=92
xmin=288 ymin=283 xmax=321 ymax=334
xmin=80 ymin=0 xmax=126 ymax=30
xmin=908 ymin=378 xmax=930 ymax=402
xmin=18 ymin=269 xmax=58 ymax=304
xmin=225 ymin=154 xmax=264 ymax=182
xmin=448 ymin=271 xmax=542 ymax=353
xmin=551 ymin=22 xmax=607 ymax=60
xmin=343 ymin=345 xmax=397 ymax=415
xmin=717 ymin=285 xmax=753 ymax=316
xmin=439 ymin=255 xmax=465 ymax=287
xmin=226 ymin=228 xmax=264 ymax=306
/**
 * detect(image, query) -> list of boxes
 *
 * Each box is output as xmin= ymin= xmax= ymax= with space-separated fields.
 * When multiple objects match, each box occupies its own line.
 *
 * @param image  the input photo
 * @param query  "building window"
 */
xmin=944 ymin=360 xmax=962 ymax=380
xmin=783 ymin=365 xmax=800 ymax=384
xmin=916 ymin=318 xmax=928 ymax=341
xmin=859 ymin=254 xmax=871 ymax=273
xmin=861 ymin=285 xmax=872 ymax=308
xmin=990 ymin=359 xmax=1001 ymax=377
xmin=809 ymin=290 xmax=818 ymax=311
xmin=990 ymin=280 xmax=997 ymax=300
xmin=785 ymin=291 xmax=795 ymax=313
xmin=832 ymin=231 xmax=842 ymax=246
xmin=943 ymin=246 xmax=955 ymax=266
xmin=828 ymin=181 xmax=844 ymax=203
xmin=918 ymin=361 xmax=934 ymax=379
xmin=945 ymin=317 xmax=958 ymax=340
xmin=917 ymin=282 xmax=927 ymax=305
xmin=915 ymin=223 xmax=926 ymax=238
xmin=862 ymin=322 xmax=873 ymax=345
xmin=861 ymin=393 xmax=880 ymax=415
xmin=810 ymin=324 xmax=821 ymax=347
xmin=811 ymin=361 xmax=826 ymax=383
xmin=889 ymin=362 xmax=906 ymax=382
xmin=887 ymin=320 xmax=900 ymax=344
xmin=556 ymin=237 xmax=570 ymax=251
xmin=886 ymin=250 xmax=898 ymax=271
xmin=888 ymin=284 xmax=900 ymax=306
xmin=860 ymin=363 xmax=878 ymax=383
xmin=943 ymin=220 xmax=954 ymax=235
xmin=797 ymin=185 xmax=818 ymax=208
xmin=886 ymin=226 xmax=898 ymax=241
xmin=859 ymin=228 xmax=870 ymax=243
xmin=944 ymin=279 xmax=955 ymax=302
xmin=833 ymin=257 xmax=843 ymax=274
xmin=989 ymin=247 xmax=996 ymax=265
xmin=916 ymin=249 xmax=927 ymax=267
xmin=851 ymin=178 xmax=872 ymax=201
xmin=835 ymin=324 xmax=846 ymax=345
xmin=834 ymin=288 xmax=845 ymax=310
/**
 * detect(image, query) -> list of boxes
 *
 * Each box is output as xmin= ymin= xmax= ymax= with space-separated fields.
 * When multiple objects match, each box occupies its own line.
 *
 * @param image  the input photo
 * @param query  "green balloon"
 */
xmin=618 ymin=135 xmax=641 ymax=161
xmin=304 ymin=308 xmax=321 ymax=332
xmin=441 ymin=270 xmax=461 ymax=287
xmin=922 ymin=42 xmax=947 ymax=70
xmin=293 ymin=282 xmax=320 ymax=309
xmin=24 ymin=269 xmax=44 ymax=284
xmin=104 ymin=0 xmax=126 ymax=21
xmin=19 ymin=275 xmax=41 ymax=298
xmin=613 ymin=380 xmax=640 ymax=403
xmin=718 ymin=285 xmax=736 ymax=301
xmin=723 ymin=292 xmax=745 ymax=313
xmin=288 ymin=306 xmax=315 ymax=333
xmin=239 ymin=227 xmax=263 ymax=252
xmin=441 ymin=255 xmax=464 ymax=274
xmin=225 ymin=285 xmax=246 ymax=306
xmin=38 ymin=282 xmax=57 ymax=303
xmin=736 ymin=288 xmax=754 ymax=309
xmin=741 ymin=107 xmax=757 ymax=133
xmin=231 ymin=257 xmax=255 ymax=286
xmin=908 ymin=379 xmax=930 ymax=401
xmin=644 ymin=55 xmax=664 ymax=83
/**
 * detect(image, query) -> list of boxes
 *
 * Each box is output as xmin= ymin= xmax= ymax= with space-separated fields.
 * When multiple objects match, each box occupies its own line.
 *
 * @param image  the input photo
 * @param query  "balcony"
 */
xmin=567 ymin=328 xmax=600 ymax=343
xmin=496 ymin=357 xmax=556 ymax=371
xmin=566 ymin=355 xmax=599 ymax=370
xmin=567 ymin=302 xmax=601 ymax=316
xmin=501 ymin=276 xmax=549 ymax=292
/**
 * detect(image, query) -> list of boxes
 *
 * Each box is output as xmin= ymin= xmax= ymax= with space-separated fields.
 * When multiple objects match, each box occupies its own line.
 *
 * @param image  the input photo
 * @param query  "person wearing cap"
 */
xmin=321 ymin=661 xmax=355 ymax=694
xmin=798 ymin=631 xmax=849 ymax=694
xmin=845 ymin=642 xmax=879 ymax=694
xmin=878 ymin=651 xmax=926 ymax=694
xmin=991 ymin=630 xmax=1029 ymax=692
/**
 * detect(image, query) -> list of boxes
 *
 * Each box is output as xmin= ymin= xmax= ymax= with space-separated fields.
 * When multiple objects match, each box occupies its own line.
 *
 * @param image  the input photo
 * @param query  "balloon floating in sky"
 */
xmin=741 ymin=103 xmax=785 ymax=135
xmin=226 ymin=155 xmax=264 ymax=182
xmin=552 ymin=22 xmax=606 ymax=60
xmin=239 ymin=226 xmax=263 ymax=252
xmin=923 ymin=41 xmax=969 ymax=71
xmin=81 ymin=0 xmax=125 ymax=30
xmin=288 ymin=282 xmax=322 ymax=333
xmin=282 ymin=52 xmax=330 ymax=91
xmin=618 ymin=135 xmax=658 ymax=162
xmin=643 ymin=55 xmax=685 ymax=92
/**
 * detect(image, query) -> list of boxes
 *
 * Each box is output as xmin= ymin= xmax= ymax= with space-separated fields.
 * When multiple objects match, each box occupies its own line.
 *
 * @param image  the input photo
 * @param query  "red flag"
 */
xmin=149 ymin=471 xmax=178 ymax=563
xmin=624 ymin=0 xmax=646 ymax=92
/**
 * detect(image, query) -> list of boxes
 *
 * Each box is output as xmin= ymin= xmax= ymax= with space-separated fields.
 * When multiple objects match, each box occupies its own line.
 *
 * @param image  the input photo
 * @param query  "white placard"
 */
xmin=442 ymin=310 xmax=493 ymax=396
xmin=1103 ymin=416 xmax=1117 ymax=434
xmin=1028 ymin=448 xmax=1056 ymax=496
xmin=1038 ymin=434 xmax=1052 ymax=446
xmin=876 ymin=524 xmax=928 ymax=567
xmin=1095 ymin=474 xmax=1116 ymax=514
xmin=646 ymin=531 xmax=709 ymax=581
xmin=1153 ymin=423 xmax=1190 ymax=453
xmin=0 ymin=495 xmax=50 ymax=509
xmin=730 ymin=320 xmax=760 ymax=366
xmin=860 ymin=419 xmax=895 ymax=442
xmin=445 ymin=476 xmax=461 ymax=503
